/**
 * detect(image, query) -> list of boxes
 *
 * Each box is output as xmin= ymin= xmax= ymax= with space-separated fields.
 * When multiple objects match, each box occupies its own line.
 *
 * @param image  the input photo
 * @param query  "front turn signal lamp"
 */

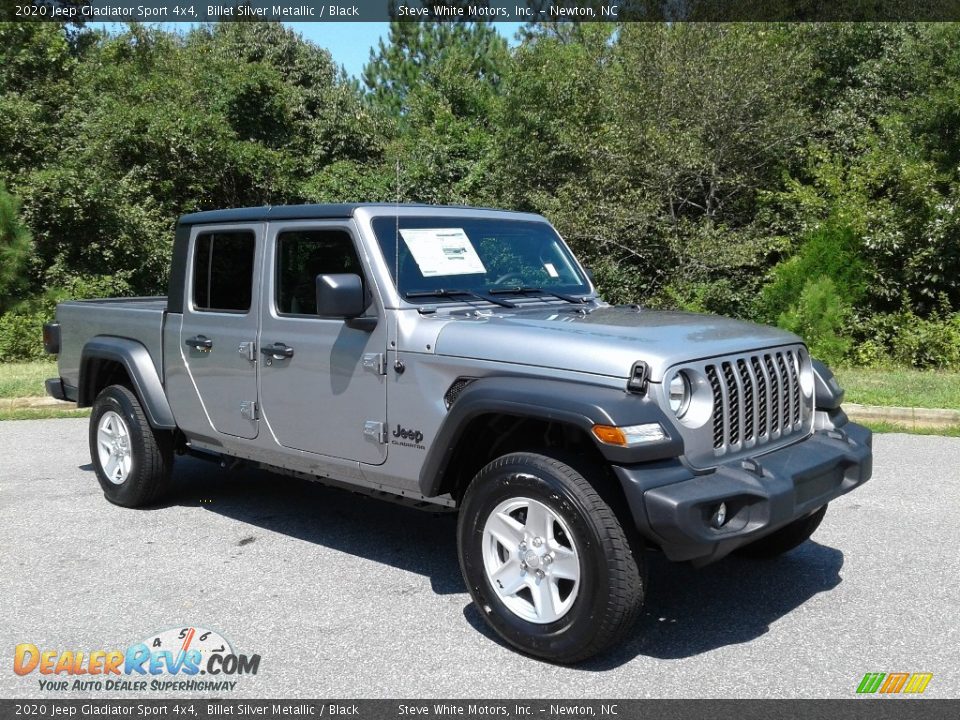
xmin=592 ymin=423 xmax=668 ymax=447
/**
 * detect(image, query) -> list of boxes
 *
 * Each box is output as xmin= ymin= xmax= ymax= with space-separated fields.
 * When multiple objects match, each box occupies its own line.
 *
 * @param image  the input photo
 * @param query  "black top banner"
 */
xmin=6 ymin=0 xmax=960 ymax=22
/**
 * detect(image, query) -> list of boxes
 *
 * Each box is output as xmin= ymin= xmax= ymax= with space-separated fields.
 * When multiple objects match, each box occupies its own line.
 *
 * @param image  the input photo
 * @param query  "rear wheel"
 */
xmin=737 ymin=505 xmax=828 ymax=558
xmin=89 ymin=384 xmax=173 ymax=507
xmin=457 ymin=451 xmax=644 ymax=663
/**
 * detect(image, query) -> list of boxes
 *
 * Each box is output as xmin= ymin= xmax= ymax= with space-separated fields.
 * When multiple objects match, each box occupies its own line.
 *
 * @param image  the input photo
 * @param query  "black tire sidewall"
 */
xmin=89 ymin=386 xmax=152 ymax=506
xmin=458 ymin=454 xmax=625 ymax=661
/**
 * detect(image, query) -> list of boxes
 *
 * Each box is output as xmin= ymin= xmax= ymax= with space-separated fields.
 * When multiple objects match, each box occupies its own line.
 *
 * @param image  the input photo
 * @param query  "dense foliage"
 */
xmin=0 ymin=21 xmax=958 ymax=367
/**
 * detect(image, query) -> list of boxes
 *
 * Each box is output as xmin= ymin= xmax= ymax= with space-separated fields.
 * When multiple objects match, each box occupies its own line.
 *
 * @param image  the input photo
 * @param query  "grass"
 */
xmin=834 ymin=367 xmax=960 ymax=410
xmin=0 ymin=360 xmax=57 ymax=398
xmin=0 ymin=407 xmax=89 ymax=421
xmin=860 ymin=420 xmax=960 ymax=437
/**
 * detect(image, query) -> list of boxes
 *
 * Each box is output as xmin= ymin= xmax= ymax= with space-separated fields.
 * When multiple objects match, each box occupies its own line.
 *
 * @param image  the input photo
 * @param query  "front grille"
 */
xmin=705 ymin=348 xmax=807 ymax=455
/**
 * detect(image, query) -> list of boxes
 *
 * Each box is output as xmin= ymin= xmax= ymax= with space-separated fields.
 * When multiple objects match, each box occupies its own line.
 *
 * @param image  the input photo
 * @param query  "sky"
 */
xmin=91 ymin=22 xmax=525 ymax=80
xmin=295 ymin=22 xmax=525 ymax=78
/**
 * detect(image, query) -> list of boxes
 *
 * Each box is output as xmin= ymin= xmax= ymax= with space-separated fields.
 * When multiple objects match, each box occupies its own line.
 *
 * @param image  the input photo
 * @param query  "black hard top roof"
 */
xmin=177 ymin=203 xmax=530 ymax=226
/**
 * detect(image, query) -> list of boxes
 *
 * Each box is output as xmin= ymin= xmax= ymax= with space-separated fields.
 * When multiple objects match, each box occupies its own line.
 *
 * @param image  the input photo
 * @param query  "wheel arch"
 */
xmin=79 ymin=337 xmax=177 ymax=430
xmin=419 ymin=376 xmax=682 ymax=500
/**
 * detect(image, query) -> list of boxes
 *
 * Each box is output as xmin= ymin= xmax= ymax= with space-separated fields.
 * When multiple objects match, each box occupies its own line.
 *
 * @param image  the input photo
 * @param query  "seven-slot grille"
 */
xmin=705 ymin=348 xmax=806 ymax=454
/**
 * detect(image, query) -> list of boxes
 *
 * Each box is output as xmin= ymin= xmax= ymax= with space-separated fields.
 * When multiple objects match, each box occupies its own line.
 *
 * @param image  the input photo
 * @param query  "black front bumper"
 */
xmin=613 ymin=422 xmax=873 ymax=565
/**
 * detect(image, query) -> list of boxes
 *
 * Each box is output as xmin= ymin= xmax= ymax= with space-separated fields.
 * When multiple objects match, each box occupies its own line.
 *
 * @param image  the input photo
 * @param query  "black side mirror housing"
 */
xmin=316 ymin=274 xmax=376 ymax=331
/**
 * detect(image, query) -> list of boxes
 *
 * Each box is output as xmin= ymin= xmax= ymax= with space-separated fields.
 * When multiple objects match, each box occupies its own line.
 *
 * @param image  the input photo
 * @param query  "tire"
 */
xmin=457 ymin=451 xmax=644 ymax=663
xmin=736 ymin=505 xmax=828 ymax=559
xmin=89 ymin=384 xmax=173 ymax=508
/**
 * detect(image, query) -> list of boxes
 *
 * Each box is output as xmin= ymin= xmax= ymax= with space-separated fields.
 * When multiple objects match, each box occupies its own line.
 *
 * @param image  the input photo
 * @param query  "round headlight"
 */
xmin=668 ymin=372 xmax=691 ymax=417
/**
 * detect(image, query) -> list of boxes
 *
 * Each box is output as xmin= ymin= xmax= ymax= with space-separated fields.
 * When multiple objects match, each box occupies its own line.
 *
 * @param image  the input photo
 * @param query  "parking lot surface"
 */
xmin=1 ymin=419 xmax=957 ymax=698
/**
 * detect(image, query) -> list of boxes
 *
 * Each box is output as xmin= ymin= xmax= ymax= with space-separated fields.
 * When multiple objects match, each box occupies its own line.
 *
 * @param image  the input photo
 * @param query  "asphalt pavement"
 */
xmin=1 ymin=419 xmax=957 ymax=699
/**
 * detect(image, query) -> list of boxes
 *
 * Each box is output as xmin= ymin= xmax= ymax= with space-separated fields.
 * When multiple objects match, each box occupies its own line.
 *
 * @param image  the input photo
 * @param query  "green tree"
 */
xmin=493 ymin=24 xmax=809 ymax=311
xmin=10 ymin=22 xmax=385 ymax=297
xmin=0 ymin=182 xmax=32 ymax=312
xmin=363 ymin=21 xmax=508 ymax=116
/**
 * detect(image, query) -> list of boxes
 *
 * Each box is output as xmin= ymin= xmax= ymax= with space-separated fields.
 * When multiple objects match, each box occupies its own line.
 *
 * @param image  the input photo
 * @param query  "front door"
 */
xmin=179 ymin=224 xmax=261 ymax=439
xmin=258 ymin=221 xmax=388 ymax=465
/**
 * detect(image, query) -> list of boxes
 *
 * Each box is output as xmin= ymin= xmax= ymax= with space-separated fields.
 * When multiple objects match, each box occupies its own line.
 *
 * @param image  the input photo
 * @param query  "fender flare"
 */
xmin=79 ymin=336 xmax=177 ymax=430
xmin=418 ymin=376 xmax=682 ymax=498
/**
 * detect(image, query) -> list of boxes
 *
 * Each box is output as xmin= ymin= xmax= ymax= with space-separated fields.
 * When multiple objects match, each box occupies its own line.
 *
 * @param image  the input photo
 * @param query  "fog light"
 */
xmin=711 ymin=502 xmax=727 ymax=529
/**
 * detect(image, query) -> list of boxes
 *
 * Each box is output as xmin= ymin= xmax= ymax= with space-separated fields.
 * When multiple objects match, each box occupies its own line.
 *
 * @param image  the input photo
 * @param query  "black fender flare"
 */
xmin=79 ymin=336 xmax=177 ymax=430
xmin=418 ymin=376 xmax=682 ymax=498
xmin=812 ymin=358 xmax=845 ymax=410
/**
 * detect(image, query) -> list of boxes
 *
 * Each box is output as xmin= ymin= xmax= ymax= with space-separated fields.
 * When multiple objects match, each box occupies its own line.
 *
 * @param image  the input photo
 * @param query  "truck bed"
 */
xmin=55 ymin=297 xmax=168 ymax=393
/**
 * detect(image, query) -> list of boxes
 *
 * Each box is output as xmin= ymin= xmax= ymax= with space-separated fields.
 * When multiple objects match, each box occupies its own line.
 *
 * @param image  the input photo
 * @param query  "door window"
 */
xmin=192 ymin=231 xmax=256 ymax=313
xmin=275 ymin=230 xmax=363 ymax=316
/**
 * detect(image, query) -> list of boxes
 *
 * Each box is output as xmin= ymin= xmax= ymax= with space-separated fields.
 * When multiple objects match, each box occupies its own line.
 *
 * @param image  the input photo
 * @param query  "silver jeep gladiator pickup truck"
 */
xmin=44 ymin=203 xmax=872 ymax=662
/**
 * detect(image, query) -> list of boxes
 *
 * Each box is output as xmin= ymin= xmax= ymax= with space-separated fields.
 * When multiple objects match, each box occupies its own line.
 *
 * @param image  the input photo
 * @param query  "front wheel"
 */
xmin=89 ymin=384 xmax=173 ymax=508
xmin=457 ymin=452 xmax=644 ymax=663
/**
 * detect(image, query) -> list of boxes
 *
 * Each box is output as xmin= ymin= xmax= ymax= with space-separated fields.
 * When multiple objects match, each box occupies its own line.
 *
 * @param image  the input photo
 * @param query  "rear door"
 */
xmin=257 ymin=221 xmax=388 ymax=464
xmin=179 ymin=224 xmax=261 ymax=439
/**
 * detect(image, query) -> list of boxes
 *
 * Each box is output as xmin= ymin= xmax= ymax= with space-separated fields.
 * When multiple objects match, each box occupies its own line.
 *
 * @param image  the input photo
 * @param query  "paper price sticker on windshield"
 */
xmin=400 ymin=228 xmax=487 ymax=277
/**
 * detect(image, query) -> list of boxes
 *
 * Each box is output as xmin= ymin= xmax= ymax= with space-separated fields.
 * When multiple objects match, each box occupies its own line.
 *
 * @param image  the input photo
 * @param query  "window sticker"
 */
xmin=399 ymin=228 xmax=488 ymax=277
xmin=543 ymin=262 xmax=559 ymax=278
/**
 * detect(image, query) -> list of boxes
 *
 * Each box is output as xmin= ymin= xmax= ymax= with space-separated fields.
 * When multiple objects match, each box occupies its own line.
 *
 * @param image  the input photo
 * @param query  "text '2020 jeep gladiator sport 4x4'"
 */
xmin=45 ymin=204 xmax=872 ymax=663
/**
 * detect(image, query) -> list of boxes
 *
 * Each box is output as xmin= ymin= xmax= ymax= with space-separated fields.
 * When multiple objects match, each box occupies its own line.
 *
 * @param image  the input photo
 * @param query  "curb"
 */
xmin=0 ymin=396 xmax=77 ymax=410
xmin=844 ymin=403 xmax=960 ymax=430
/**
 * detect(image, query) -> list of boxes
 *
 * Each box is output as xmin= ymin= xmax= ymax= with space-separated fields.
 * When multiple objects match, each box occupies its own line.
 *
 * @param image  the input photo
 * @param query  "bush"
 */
xmin=848 ymin=338 xmax=891 ymax=368
xmin=778 ymin=276 xmax=851 ymax=367
xmin=0 ymin=181 xmax=32 ymax=313
xmin=759 ymin=220 xmax=866 ymax=324
xmin=852 ymin=311 xmax=960 ymax=369
xmin=587 ymin=255 xmax=650 ymax=306
xmin=0 ymin=310 xmax=46 ymax=362
xmin=892 ymin=313 xmax=960 ymax=369
xmin=0 ymin=275 xmax=131 ymax=363
xmin=659 ymin=279 xmax=757 ymax=319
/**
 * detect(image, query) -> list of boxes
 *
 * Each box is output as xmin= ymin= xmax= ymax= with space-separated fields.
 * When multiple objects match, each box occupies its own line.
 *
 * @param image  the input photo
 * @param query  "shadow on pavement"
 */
xmin=166 ymin=456 xmax=464 ymax=596
xmin=583 ymin=542 xmax=844 ymax=669
xmin=464 ymin=543 xmax=844 ymax=668
xmin=158 ymin=457 xmax=844 ymax=665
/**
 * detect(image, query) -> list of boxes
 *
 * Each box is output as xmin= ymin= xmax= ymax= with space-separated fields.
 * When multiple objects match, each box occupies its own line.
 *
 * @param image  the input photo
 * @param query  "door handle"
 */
xmin=261 ymin=342 xmax=295 ymax=360
xmin=185 ymin=335 xmax=213 ymax=351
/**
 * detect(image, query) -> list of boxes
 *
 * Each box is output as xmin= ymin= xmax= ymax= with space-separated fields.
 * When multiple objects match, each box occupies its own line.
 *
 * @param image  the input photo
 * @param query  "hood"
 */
xmin=432 ymin=305 xmax=802 ymax=382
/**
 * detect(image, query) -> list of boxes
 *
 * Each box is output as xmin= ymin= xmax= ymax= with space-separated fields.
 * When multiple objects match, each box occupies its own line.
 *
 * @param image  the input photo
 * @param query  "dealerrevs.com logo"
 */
xmin=13 ymin=627 xmax=261 ymax=692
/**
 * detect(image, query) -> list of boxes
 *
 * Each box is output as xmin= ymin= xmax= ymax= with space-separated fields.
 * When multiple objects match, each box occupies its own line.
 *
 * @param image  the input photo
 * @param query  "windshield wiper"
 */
xmin=404 ymin=288 xmax=517 ymax=309
xmin=487 ymin=286 xmax=589 ymax=304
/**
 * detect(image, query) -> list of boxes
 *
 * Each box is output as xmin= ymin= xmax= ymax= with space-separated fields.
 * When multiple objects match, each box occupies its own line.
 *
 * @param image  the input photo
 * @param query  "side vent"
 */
xmin=444 ymin=377 xmax=477 ymax=409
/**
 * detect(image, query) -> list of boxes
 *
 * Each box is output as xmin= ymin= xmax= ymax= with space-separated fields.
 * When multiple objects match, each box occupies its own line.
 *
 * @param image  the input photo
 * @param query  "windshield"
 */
xmin=371 ymin=216 xmax=590 ymax=301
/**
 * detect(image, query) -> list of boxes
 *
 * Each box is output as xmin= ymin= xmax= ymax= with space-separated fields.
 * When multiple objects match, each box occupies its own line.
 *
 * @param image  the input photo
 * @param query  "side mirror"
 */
xmin=317 ymin=273 xmax=365 ymax=318
xmin=316 ymin=273 xmax=377 ymax=331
